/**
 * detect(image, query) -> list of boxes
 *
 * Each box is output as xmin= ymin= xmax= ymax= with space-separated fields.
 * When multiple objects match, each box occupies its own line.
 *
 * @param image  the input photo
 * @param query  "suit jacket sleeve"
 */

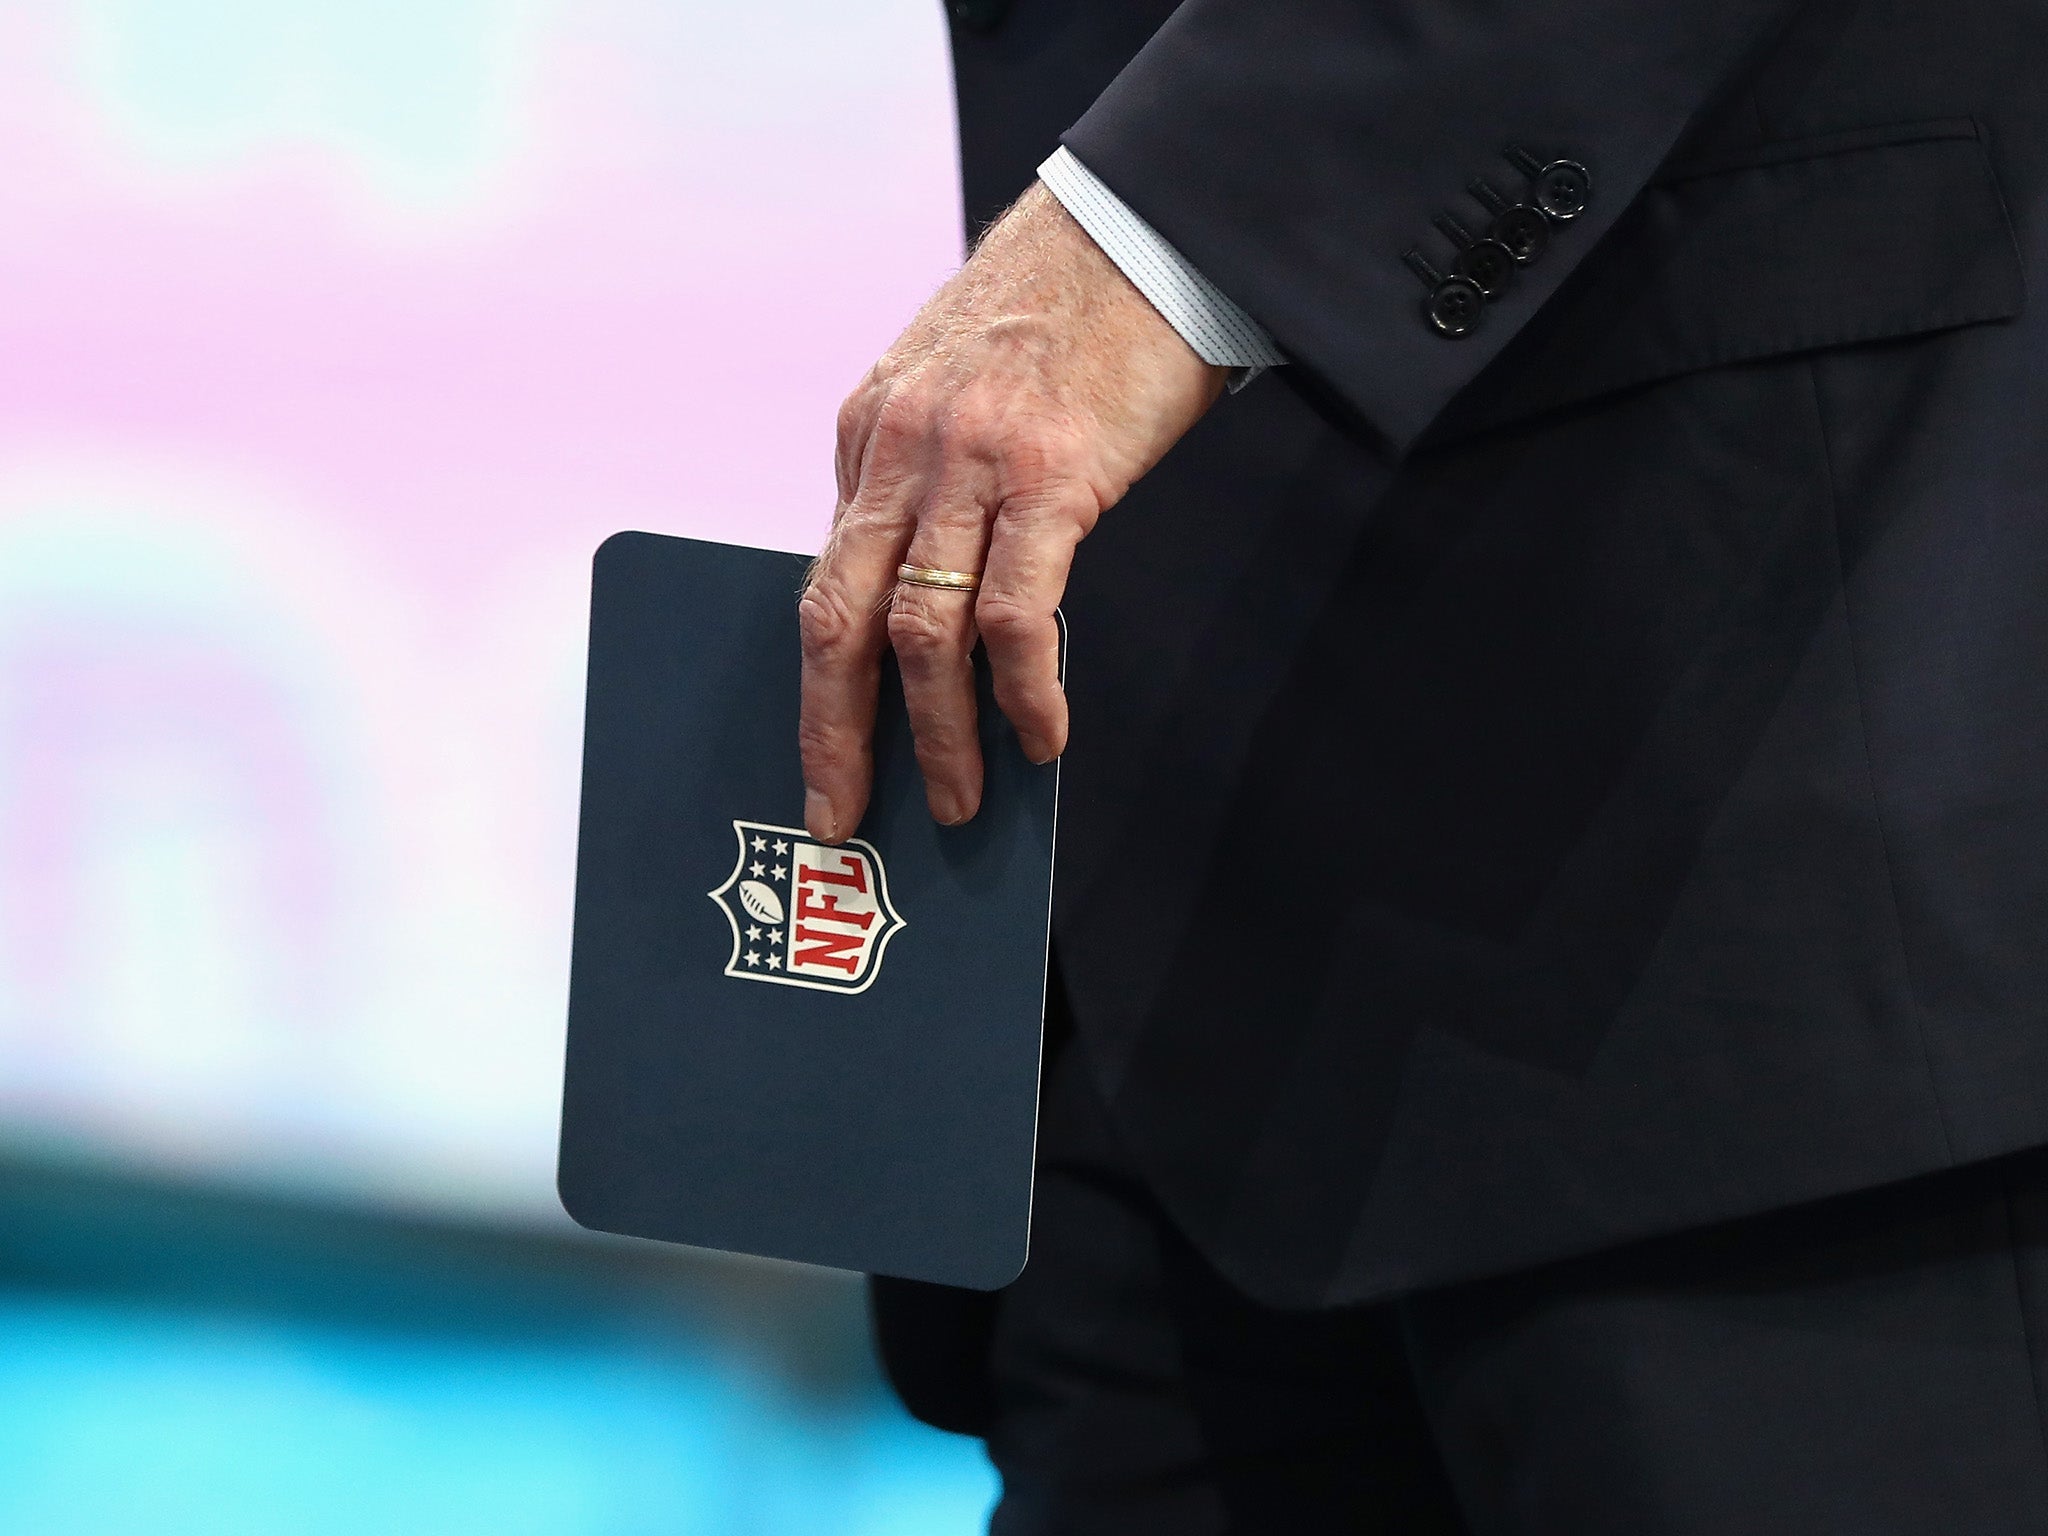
xmin=1060 ymin=0 xmax=1804 ymax=454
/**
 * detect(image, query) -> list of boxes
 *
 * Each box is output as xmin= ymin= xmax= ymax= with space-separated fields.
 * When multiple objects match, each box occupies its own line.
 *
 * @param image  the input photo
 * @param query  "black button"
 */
xmin=947 ymin=0 xmax=1011 ymax=33
xmin=1489 ymin=205 xmax=1550 ymax=264
xmin=1426 ymin=277 xmax=1486 ymax=337
xmin=1454 ymin=239 xmax=1516 ymax=297
xmin=1533 ymin=160 xmax=1592 ymax=221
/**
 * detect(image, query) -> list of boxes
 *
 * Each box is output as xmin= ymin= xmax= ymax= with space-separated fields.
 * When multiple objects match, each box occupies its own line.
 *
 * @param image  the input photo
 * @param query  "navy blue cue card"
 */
xmin=558 ymin=532 xmax=1058 ymax=1289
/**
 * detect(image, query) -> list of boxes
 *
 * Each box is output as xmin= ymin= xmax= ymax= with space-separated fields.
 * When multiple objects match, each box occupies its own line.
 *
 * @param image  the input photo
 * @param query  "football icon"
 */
xmin=738 ymin=879 xmax=785 ymax=925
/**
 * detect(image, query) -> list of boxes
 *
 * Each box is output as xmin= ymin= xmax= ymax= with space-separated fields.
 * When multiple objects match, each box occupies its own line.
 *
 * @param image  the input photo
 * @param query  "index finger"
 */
xmin=798 ymin=497 xmax=921 ymax=844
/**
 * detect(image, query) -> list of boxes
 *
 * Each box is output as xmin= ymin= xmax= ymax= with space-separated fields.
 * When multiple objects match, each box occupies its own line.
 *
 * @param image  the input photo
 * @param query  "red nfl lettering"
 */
xmin=795 ymin=889 xmax=876 ymax=929
xmin=709 ymin=821 xmax=906 ymax=994
xmin=798 ymin=853 xmax=869 ymax=893
xmin=793 ymin=926 xmax=868 ymax=974
xmin=792 ymin=853 xmax=880 ymax=974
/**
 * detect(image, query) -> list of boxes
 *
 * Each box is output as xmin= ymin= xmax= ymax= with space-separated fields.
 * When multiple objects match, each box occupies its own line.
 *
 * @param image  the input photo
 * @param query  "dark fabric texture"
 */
xmin=981 ymin=1041 xmax=2048 ymax=1535
xmin=984 ymin=1042 xmax=1468 ymax=1534
xmin=1061 ymin=0 xmax=1818 ymax=453
xmin=945 ymin=0 xmax=2048 ymax=1309
xmin=868 ymin=1274 xmax=1000 ymax=1436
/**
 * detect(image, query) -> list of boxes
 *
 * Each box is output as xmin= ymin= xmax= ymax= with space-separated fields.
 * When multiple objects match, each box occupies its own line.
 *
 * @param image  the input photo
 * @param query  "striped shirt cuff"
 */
xmin=1038 ymin=146 xmax=1284 ymax=389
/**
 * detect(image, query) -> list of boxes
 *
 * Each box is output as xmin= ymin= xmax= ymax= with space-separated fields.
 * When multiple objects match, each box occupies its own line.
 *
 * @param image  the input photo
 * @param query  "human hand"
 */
xmin=799 ymin=181 xmax=1225 ymax=842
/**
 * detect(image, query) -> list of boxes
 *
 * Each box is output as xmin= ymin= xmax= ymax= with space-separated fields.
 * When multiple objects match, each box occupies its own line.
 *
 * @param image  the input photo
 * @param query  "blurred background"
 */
xmin=0 ymin=0 xmax=994 ymax=1529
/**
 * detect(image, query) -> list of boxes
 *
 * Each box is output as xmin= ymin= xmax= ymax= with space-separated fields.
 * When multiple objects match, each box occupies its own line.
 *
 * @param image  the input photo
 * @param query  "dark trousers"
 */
xmin=893 ymin=1039 xmax=2048 ymax=1534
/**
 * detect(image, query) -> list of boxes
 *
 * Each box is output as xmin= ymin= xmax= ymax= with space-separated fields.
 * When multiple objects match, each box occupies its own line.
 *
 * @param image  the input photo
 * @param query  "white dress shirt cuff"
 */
xmin=1037 ymin=145 xmax=1284 ymax=390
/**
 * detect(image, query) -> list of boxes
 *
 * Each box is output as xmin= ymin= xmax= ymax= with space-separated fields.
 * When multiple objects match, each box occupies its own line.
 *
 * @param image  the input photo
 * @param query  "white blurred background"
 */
xmin=0 ymin=4 xmax=988 ymax=1530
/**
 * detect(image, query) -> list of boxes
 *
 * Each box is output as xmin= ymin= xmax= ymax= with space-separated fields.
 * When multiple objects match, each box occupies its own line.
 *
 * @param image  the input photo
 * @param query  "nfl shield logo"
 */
xmin=708 ymin=820 xmax=907 ymax=994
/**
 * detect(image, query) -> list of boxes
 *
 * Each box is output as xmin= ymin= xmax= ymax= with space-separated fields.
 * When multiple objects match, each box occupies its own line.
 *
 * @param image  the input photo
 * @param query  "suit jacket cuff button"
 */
xmin=1427 ymin=277 xmax=1487 ymax=337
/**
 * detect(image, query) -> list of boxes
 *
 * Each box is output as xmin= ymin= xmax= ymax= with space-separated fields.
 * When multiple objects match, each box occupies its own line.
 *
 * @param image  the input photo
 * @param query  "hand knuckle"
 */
xmin=886 ymin=601 xmax=955 ymax=658
xmin=942 ymin=392 xmax=1002 ymax=449
xmin=974 ymin=590 xmax=1039 ymax=641
xmin=998 ymin=476 xmax=1094 ymax=529
xmin=798 ymin=586 xmax=862 ymax=660
xmin=871 ymin=394 xmax=931 ymax=455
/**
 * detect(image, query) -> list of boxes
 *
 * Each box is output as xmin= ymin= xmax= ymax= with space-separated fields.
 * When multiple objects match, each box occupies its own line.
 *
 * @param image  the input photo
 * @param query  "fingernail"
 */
xmin=805 ymin=787 xmax=834 ymax=841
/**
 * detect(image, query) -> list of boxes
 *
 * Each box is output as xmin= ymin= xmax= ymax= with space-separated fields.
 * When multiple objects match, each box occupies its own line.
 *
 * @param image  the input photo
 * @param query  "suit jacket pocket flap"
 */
xmin=1426 ymin=120 xmax=2025 ymax=447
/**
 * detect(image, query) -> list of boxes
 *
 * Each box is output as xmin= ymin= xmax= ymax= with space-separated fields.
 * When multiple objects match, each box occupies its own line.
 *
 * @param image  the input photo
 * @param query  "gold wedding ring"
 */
xmin=896 ymin=563 xmax=982 ymax=592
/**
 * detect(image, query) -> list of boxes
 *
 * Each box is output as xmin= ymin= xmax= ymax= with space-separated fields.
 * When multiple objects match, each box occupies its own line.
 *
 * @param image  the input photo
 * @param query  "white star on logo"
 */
xmin=768 ymin=928 xmax=782 ymax=945
xmin=752 ymin=835 xmax=767 ymax=852
xmin=773 ymin=839 xmax=789 ymax=856
xmin=749 ymin=861 xmax=766 ymax=878
xmin=745 ymin=949 xmax=761 ymax=967
xmin=766 ymin=954 xmax=782 ymax=970
xmin=745 ymin=924 xmax=761 ymax=942
xmin=771 ymin=864 xmax=786 ymax=880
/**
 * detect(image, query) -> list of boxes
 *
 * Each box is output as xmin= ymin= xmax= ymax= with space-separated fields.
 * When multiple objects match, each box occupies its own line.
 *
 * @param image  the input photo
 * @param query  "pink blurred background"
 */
xmin=0 ymin=0 xmax=963 ymax=1219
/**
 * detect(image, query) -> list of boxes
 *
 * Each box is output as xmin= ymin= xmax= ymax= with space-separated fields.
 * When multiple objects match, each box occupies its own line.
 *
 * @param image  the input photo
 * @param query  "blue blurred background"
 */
xmin=0 ymin=2 xmax=996 ymax=1529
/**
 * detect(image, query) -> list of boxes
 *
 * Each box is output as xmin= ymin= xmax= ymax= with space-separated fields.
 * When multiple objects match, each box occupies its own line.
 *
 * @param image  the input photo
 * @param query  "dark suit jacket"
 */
xmin=937 ymin=0 xmax=2042 ymax=1319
